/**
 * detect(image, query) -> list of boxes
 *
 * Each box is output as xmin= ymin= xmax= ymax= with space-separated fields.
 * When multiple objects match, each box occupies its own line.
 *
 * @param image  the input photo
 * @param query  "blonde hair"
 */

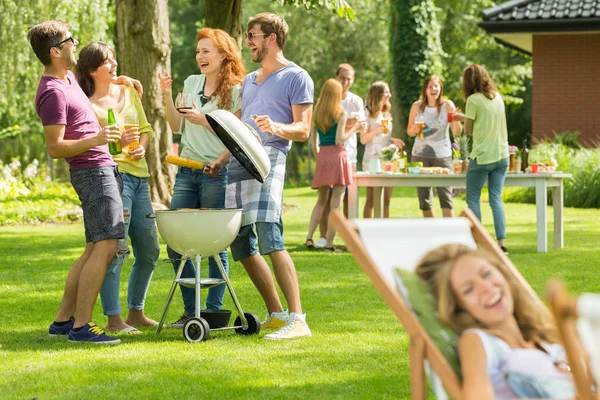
xmin=365 ymin=81 xmax=391 ymax=119
xmin=415 ymin=244 xmax=559 ymax=344
xmin=312 ymin=79 xmax=345 ymax=134
xmin=196 ymin=28 xmax=246 ymax=110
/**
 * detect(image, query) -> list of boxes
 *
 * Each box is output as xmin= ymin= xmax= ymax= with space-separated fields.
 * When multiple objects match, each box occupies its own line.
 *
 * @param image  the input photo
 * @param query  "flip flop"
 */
xmin=324 ymin=246 xmax=343 ymax=253
xmin=118 ymin=326 xmax=142 ymax=335
xmin=305 ymin=239 xmax=315 ymax=250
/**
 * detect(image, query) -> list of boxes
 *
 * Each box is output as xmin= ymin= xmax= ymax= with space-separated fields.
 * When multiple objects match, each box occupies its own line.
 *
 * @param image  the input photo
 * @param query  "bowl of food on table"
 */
xmin=407 ymin=162 xmax=423 ymax=174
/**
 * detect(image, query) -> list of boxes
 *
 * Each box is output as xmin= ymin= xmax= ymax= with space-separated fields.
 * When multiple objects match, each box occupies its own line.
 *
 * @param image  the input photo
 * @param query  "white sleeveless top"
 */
xmin=463 ymin=329 xmax=574 ymax=399
xmin=362 ymin=116 xmax=392 ymax=172
xmin=411 ymin=102 xmax=452 ymax=159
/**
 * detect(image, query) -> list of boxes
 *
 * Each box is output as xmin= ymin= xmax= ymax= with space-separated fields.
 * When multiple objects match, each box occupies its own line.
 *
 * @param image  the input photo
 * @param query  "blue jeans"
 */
xmin=100 ymin=173 xmax=160 ymax=316
xmin=167 ymin=166 xmax=228 ymax=313
xmin=466 ymin=157 xmax=509 ymax=240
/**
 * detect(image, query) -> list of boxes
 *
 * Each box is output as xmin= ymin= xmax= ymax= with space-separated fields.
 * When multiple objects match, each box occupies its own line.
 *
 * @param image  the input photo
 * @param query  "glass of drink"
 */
xmin=175 ymin=92 xmax=192 ymax=112
xmin=175 ymin=92 xmax=192 ymax=133
xmin=447 ymin=110 xmax=454 ymax=123
xmin=123 ymin=113 xmax=140 ymax=152
xmin=347 ymin=112 xmax=359 ymax=129
xmin=415 ymin=115 xmax=425 ymax=139
xmin=381 ymin=112 xmax=391 ymax=135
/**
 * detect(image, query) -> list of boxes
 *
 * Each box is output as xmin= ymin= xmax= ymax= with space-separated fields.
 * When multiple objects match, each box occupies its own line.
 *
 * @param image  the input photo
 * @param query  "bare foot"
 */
xmin=126 ymin=309 xmax=158 ymax=327
xmin=105 ymin=315 xmax=138 ymax=333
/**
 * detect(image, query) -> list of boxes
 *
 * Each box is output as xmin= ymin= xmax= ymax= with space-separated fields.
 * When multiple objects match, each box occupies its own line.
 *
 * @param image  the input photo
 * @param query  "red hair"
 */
xmin=196 ymin=28 xmax=246 ymax=110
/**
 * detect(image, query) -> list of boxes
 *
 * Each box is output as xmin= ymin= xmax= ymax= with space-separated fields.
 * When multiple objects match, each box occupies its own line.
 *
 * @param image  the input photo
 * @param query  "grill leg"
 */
xmin=212 ymin=255 xmax=248 ymax=328
xmin=195 ymin=254 xmax=202 ymax=319
xmin=157 ymin=258 xmax=187 ymax=334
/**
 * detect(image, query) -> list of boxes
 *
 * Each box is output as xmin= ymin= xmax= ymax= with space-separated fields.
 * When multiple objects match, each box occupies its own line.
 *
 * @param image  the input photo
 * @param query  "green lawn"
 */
xmin=0 ymin=187 xmax=598 ymax=399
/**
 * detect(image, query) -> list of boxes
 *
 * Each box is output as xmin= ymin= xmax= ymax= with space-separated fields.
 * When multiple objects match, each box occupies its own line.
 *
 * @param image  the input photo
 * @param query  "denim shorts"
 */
xmin=229 ymin=219 xmax=285 ymax=261
xmin=70 ymin=165 xmax=124 ymax=243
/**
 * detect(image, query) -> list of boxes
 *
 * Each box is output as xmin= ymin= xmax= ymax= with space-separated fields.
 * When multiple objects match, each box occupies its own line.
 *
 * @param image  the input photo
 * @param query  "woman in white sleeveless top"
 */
xmin=415 ymin=244 xmax=575 ymax=399
xmin=407 ymin=75 xmax=462 ymax=218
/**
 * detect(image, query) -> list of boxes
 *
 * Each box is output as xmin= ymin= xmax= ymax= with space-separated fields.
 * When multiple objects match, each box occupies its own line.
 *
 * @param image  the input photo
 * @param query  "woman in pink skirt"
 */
xmin=305 ymin=79 xmax=354 ymax=252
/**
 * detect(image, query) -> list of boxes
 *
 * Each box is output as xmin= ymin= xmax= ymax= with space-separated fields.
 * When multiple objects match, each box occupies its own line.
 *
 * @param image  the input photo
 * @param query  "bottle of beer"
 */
xmin=401 ymin=149 xmax=408 ymax=173
xmin=107 ymin=108 xmax=122 ymax=155
xmin=521 ymin=139 xmax=529 ymax=172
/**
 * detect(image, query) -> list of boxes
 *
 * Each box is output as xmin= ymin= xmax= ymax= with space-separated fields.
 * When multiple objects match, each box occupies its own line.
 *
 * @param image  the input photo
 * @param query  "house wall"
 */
xmin=532 ymin=34 xmax=600 ymax=146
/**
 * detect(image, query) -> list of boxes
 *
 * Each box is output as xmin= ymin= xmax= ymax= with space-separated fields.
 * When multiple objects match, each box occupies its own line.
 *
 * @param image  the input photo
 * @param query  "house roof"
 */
xmin=479 ymin=0 xmax=600 ymax=54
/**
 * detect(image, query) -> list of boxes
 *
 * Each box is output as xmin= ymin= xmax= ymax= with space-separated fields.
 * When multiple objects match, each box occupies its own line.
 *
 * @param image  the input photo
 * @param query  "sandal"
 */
xmin=324 ymin=246 xmax=343 ymax=253
xmin=304 ymin=238 xmax=315 ymax=250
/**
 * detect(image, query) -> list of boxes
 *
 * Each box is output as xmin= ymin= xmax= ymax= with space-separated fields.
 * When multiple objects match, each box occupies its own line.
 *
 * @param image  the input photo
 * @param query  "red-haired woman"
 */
xmin=157 ymin=28 xmax=246 ymax=327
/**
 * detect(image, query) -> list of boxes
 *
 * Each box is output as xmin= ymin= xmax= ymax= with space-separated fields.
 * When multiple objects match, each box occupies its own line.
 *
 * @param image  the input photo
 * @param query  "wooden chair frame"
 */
xmin=547 ymin=280 xmax=599 ymax=400
xmin=329 ymin=208 xmax=551 ymax=400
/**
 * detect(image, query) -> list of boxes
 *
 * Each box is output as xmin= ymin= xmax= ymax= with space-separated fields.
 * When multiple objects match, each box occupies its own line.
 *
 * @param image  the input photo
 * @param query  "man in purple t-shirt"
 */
xmin=28 ymin=20 xmax=125 ymax=344
xmin=226 ymin=13 xmax=313 ymax=340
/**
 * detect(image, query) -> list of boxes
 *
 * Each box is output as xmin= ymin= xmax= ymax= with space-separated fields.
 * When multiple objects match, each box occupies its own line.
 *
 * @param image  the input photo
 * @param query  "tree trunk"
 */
xmin=205 ymin=0 xmax=244 ymax=45
xmin=115 ymin=0 xmax=175 ymax=208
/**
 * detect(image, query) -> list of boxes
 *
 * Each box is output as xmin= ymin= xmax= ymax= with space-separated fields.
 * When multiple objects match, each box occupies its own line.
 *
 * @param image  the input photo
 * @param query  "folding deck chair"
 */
xmin=547 ymin=281 xmax=600 ymax=400
xmin=329 ymin=208 xmax=553 ymax=400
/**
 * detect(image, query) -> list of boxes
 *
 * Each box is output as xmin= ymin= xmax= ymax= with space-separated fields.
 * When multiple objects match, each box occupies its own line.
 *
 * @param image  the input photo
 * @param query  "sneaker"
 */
xmin=261 ymin=310 xmax=289 ymax=330
xmin=264 ymin=314 xmax=312 ymax=340
xmin=48 ymin=317 xmax=74 ymax=336
xmin=314 ymin=237 xmax=327 ymax=249
xmin=500 ymin=246 xmax=509 ymax=255
xmin=68 ymin=322 xmax=121 ymax=345
xmin=166 ymin=314 xmax=191 ymax=328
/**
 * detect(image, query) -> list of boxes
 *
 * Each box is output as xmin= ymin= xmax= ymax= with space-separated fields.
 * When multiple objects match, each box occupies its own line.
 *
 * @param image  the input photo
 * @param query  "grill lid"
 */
xmin=206 ymin=110 xmax=270 ymax=183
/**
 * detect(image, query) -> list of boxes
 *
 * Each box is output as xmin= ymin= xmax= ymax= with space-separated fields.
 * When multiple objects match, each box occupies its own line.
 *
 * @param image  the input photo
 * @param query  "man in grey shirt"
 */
xmin=226 ymin=12 xmax=313 ymax=340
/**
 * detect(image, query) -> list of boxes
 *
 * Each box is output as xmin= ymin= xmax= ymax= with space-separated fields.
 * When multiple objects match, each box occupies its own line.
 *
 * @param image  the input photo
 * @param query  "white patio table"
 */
xmin=348 ymin=171 xmax=572 ymax=253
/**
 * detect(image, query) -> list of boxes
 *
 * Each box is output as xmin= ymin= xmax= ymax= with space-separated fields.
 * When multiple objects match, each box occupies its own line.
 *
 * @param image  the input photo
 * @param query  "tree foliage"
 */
xmin=390 ymin=0 xmax=444 ymax=135
xmin=0 ymin=0 xmax=111 ymax=174
xmin=438 ymin=0 xmax=532 ymax=145
xmin=277 ymin=0 xmax=355 ymax=19
xmin=2 ymin=0 xmax=535 ymax=187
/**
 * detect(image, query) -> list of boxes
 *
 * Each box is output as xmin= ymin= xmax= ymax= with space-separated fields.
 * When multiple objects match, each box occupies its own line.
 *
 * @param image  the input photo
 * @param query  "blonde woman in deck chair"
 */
xmin=415 ymin=244 xmax=575 ymax=399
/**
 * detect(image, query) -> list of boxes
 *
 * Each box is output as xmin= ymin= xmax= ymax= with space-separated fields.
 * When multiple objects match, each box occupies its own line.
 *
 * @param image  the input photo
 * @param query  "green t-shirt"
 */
xmin=465 ymin=92 xmax=509 ymax=165
xmin=180 ymin=75 xmax=242 ymax=164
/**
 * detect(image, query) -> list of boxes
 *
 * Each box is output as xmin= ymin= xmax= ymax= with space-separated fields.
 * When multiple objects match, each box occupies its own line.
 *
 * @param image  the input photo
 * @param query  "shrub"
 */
xmin=503 ymin=142 xmax=600 ymax=208
xmin=0 ymin=159 xmax=81 ymax=225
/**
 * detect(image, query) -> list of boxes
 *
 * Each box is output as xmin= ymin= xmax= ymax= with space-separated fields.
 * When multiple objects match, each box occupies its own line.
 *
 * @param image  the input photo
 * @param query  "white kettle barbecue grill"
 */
xmin=151 ymin=109 xmax=271 ymax=342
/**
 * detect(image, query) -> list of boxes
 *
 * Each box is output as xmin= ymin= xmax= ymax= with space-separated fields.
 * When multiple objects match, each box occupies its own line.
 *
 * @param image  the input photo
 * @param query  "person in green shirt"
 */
xmin=455 ymin=65 xmax=509 ymax=254
xmin=76 ymin=42 xmax=160 ymax=334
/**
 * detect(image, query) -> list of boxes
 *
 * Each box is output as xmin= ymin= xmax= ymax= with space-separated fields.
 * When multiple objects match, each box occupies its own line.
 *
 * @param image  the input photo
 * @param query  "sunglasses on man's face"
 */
xmin=53 ymin=36 xmax=75 ymax=48
xmin=246 ymin=32 xmax=267 ymax=42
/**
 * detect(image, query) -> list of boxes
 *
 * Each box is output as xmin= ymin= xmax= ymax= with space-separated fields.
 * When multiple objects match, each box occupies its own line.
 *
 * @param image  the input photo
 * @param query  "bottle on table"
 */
xmin=401 ymin=150 xmax=408 ymax=173
xmin=521 ymin=139 xmax=529 ymax=172
xmin=107 ymin=108 xmax=122 ymax=155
